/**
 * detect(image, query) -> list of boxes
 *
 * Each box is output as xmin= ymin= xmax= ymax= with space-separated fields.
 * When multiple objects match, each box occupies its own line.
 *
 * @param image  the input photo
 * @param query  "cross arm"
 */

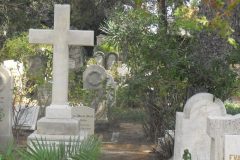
xmin=29 ymin=29 xmax=54 ymax=44
xmin=68 ymin=30 xmax=94 ymax=46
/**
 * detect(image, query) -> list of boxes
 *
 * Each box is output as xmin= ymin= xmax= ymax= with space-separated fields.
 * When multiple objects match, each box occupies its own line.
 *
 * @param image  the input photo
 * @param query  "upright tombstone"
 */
xmin=94 ymin=51 xmax=105 ymax=66
xmin=105 ymin=52 xmax=118 ymax=70
xmin=69 ymin=46 xmax=86 ymax=70
xmin=27 ymin=4 xmax=94 ymax=145
xmin=72 ymin=106 xmax=95 ymax=136
xmin=173 ymin=93 xmax=226 ymax=160
xmin=83 ymin=65 xmax=115 ymax=122
xmin=0 ymin=65 xmax=13 ymax=151
xmin=207 ymin=114 xmax=240 ymax=160
xmin=13 ymin=105 xmax=40 ymax=130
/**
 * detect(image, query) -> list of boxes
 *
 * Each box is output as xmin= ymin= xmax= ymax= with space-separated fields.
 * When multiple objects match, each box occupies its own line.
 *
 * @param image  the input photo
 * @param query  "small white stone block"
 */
xmin=225 ymin=135 xmax=240 ymax=160
xmin=72 ymin=106 xmax=95 ymax=135
xmin=46 ymin=105 xmax=72 ymax=119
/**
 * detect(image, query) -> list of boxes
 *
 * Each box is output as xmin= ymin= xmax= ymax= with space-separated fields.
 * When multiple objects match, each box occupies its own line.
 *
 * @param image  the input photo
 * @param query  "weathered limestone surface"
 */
xmin=72 ymin=106 xmax=95 ymax=135
xmin=207 ymin=114 xmax=240 ymax=160
xmin=0 ymin=66 xmax=13 ymax=151
xmin=173 ymin=93 xmax=226 ymax=160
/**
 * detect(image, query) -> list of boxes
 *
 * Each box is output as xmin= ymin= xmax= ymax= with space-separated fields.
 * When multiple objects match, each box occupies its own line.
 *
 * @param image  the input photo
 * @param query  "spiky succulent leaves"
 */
xmin=0 ymin=141 xmax=16 ymax=160
xmin=18 ymin=138 xmax=66 ymax=160
xmin=71 ymin=136 xmax=101 ymax=160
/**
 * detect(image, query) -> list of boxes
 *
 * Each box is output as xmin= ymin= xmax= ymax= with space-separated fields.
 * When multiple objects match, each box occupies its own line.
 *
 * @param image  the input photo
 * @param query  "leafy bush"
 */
xmin=18 ymin=136 xmax=101 ymax=160
xmin=225 ymin=102 xmax=240 ymax=115
xmin=109 ymin=107 xmax=146 ymax=123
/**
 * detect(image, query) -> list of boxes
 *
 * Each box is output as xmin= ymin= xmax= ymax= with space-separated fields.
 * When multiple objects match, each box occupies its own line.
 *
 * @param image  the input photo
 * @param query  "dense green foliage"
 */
xmin=225 ymin=102 xmax=240 ymax=115
xmin=102 ymin=1 xmax=240 ymax=141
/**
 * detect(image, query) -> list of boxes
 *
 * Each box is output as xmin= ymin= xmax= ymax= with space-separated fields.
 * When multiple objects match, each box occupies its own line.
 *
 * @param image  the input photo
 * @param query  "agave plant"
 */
xmin=18 ymin=136 xmax=101 ymax=160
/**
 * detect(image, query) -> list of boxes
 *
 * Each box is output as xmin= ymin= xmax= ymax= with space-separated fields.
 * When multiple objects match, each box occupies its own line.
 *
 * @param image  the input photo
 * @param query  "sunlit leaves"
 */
xmin=174 ymin=6 xmax=208 ymax=32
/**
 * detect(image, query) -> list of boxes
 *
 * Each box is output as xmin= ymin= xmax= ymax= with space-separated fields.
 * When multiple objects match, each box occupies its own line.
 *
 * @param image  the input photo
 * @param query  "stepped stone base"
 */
xmin=27 ymin=131 xmax=86 ymax=147
xmin=37 ymin=117 xmax=80 ymax=135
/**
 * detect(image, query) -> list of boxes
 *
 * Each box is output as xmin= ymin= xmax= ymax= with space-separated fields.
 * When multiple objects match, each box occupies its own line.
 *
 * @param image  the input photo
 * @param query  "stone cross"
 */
xmin=29 ymin=4 xmax=94 ymax=118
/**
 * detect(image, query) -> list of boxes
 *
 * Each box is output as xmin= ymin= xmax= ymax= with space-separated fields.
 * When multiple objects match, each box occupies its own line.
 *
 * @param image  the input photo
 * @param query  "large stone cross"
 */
xmin=29 ymin=4 xmax=94 ymax=118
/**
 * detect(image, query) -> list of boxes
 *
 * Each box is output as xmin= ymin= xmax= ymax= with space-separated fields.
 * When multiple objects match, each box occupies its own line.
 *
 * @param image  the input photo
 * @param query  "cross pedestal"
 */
xmin=27 ymin=4 xmax=94 ymax=144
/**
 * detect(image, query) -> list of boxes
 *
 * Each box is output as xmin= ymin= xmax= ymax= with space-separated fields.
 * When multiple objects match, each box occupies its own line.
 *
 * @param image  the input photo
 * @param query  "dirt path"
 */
xmin=96 ymin=123 xmax=157 ymax=160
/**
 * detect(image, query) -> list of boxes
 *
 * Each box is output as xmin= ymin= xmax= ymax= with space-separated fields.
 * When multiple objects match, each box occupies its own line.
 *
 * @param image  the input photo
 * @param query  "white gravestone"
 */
xmin=207 ymin=114 xmax=240 ymax=160
xmin=27 ymin=4 xmax=94 ymax=145
xmin=0 ymin=66 xmax=13 ymax=151
xmin=72 ymin=106 xmax=95 ymax=136
xmin=173 ymin=93 xmax=226 ymax=160
xmin=13 ymin=106 xmax=40 ymax=130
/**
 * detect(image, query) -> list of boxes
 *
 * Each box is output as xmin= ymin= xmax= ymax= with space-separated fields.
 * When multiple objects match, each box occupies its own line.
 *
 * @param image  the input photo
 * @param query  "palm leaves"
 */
xmin=18 ymin=136 xmax=101 ymax=160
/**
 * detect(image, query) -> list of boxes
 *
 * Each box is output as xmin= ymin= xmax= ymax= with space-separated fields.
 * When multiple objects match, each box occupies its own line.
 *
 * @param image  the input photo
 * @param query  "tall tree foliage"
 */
xmin=102 ymin=0 xmax=240 ymax=141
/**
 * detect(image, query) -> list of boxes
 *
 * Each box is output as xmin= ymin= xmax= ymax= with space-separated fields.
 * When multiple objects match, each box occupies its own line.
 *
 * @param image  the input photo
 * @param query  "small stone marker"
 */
xmin=0 ymin=65 xmax=13 ymax=151
xmin=207 ymin=114 xmax=240 ymax=160
xmin=94 ymin=51 xmax=105 ymax=66
xmin=72 ymin=106 xmax=95 ymax=135
xmin=106 ymin=52 xmax=118 ymax=70
xmin=83 ymin=65 xmax=107 ymax=90
xmin=173 ymin=93 xmax=226 ymax=160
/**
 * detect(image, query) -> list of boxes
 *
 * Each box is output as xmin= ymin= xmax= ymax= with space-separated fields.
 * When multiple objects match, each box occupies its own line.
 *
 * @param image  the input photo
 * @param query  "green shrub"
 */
xmin=109 ymin=107 xmax=146 ymax=123
xmin=225 ymin=102 xmax=240 ymax=115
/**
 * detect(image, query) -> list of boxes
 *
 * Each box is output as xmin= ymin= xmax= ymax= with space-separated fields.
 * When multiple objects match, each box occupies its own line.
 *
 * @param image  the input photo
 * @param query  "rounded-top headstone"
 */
xmin=183 ymin=93 xmax=226 ymax=119
xmin=83 ymin=65 xmax=107 ymax=90
xmin=94 ymin=51 xmax=105 ymax=66
xmin=106 ymin=52 xmax=118 ymax=70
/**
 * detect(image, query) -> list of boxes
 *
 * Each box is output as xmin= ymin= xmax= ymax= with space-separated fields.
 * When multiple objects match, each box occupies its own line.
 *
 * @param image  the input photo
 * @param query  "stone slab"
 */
xmin=225 ymin=135 xmax=240 ymax=160
xmin=37 ymin=117 xmax=79 ymax=135
xmin=13 ymin=105 xmax=40 ymax=130
xmin=72 ymin=106 xmax=95 ymax=135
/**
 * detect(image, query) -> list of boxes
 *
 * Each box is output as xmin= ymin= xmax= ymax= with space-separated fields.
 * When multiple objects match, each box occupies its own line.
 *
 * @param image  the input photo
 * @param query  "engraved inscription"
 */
xmin=229 ymin=155 xmax=240 ymax=160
